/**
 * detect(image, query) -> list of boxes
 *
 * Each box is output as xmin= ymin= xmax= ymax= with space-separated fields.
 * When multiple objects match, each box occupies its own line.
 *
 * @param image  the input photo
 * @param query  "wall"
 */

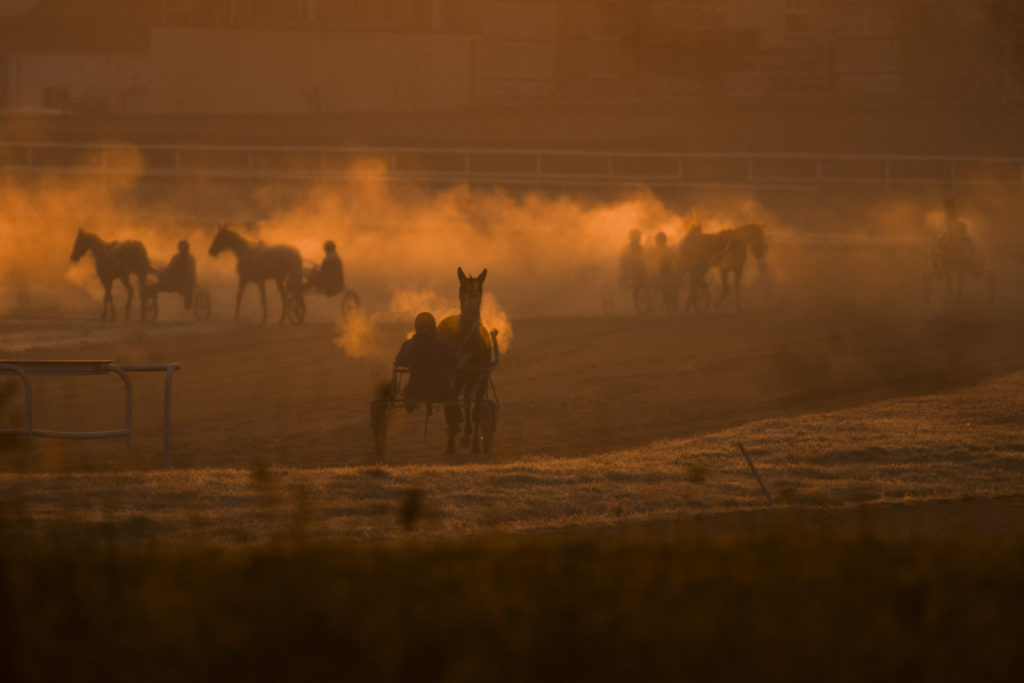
xmin=4 ymin=53 xmax=150 ymax=113
xmin=150 ymin=27 xmax=473 ymax=113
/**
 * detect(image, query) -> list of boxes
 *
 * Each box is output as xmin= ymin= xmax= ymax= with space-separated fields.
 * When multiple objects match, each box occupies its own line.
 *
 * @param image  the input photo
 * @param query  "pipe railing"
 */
xmin=0 ymin=360 xmax=181 ymax=468
xmin=1 ymin=142 xmax=1022 ymax=191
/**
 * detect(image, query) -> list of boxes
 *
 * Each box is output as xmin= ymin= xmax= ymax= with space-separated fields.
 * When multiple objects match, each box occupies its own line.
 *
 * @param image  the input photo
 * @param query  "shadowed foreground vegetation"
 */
xmin=1 ymin=517 xmax=1022 ymax=682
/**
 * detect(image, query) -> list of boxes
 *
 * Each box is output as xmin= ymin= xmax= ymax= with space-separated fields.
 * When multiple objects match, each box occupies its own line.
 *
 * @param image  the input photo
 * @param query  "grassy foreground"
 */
xmin=1 ymin=518 xmax=1023 ymax=683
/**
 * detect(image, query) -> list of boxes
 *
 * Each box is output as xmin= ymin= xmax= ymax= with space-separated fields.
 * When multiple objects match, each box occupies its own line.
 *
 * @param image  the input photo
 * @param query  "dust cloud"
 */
xmin=2 ymin=158 xmax=1022 ymax=345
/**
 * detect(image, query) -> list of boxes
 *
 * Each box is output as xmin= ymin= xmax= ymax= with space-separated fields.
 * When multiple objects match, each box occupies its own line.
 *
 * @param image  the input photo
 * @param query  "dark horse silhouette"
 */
xmin=438 ymin=267 xmax=497 ymax=455
xmin=70 ymin=229 xmax=150 ymax=320
xmin=208 ymin=225 xmax=304 ymax=324
xmin=679 ymin=223 xmax=767 ymax=311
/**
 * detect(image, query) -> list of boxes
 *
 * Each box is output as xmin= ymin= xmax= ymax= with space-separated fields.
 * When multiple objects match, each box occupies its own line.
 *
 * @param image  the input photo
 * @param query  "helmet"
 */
xmin=414 ymin=312 xmax=436 ymax=334
xmin=324 ymin=240 xmax=336 ymax=253
xmin=177 ymin=240 xmax=189 ymax=253
xmin=628 ymin=228 xmax=642 ymax=243
xmin=655 ymin=231 xmax=667 ymax=246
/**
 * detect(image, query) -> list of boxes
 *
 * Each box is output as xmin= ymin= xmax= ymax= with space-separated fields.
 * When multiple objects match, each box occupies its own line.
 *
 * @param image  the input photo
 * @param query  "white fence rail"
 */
xmin=0 ymin=360 xmax=181 ymax=468
xmin=2 ymin=142 xmax=1023 ymax=192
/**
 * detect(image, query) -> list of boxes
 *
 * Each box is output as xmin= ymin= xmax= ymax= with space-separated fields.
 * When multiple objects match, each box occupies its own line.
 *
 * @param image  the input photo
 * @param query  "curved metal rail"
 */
xmin=0 ymin=360 xmax=181 ymax=468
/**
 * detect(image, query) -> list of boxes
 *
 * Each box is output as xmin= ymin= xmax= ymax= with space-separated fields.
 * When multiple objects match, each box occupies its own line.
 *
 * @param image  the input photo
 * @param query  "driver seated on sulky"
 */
xmin=306 ymin=240 xmax=345 ymax=296
xmin=162 ymin=240 xmax=197 ymax=310
xmin=394 ymin=312 xmax=462 ymax=442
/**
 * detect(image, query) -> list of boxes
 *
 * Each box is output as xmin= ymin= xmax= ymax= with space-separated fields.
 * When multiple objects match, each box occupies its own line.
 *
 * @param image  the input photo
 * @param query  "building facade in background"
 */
xmin=0 ymin=0 xmax=1016 ymax=115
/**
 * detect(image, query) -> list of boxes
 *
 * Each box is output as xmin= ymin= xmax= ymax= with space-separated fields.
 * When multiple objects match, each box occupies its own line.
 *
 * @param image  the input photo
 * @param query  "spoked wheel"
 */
xmin=370 ymin=399 xmax=391 ymax=465
xmin=287 ymin=294 xmax=306 ymax=325
xmin=193 ymin=288 xmax=212 ymax=322
xmin=340 ymin=289 xmax=361 ymax=320
xmin=141 ymin=291 xmax=159 ymax=321
xmin=475 ymin=399 xmax=498 ymax=456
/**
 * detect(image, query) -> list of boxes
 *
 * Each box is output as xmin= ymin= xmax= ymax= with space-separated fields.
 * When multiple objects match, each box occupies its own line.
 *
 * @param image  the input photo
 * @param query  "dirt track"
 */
xmin=3 ymin=301 xmax=1024 ymax=472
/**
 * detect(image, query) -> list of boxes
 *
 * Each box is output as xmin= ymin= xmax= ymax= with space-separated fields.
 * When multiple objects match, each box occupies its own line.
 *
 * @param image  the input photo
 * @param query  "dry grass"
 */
xmin=3 ymin=368 xmax=1023 ymax=547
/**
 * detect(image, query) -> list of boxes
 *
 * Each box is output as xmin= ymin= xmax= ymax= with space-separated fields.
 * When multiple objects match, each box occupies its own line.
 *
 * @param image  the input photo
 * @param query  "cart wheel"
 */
xmin=141 ymin=291 xmax=158 ymax=321
xmin=340 ymin=289 xmax=361 ymax=320
xmin=370 ymin=399 xmax=390 ymax=464
xmin=476 ymin=399 xmax=497 ymax=456
xmin=287 ymin=294 xmax=306 ymax=325
xmin=193 ymin=289 xmax=212 ymax=322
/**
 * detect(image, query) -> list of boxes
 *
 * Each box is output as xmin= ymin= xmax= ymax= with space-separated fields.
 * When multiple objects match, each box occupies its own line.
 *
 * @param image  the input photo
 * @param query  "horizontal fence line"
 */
xmin=2 ymin=142 xmax=1022 ymax=191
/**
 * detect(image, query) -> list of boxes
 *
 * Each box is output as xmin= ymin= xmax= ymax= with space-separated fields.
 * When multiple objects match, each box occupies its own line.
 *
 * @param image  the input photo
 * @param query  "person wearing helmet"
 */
xmin=394 ymin=312 xmax=461 ymax=449
xmin=306 ymin=239 xmax=345 ymax=296
xmin=163 ymin=239 xmax=197 ymax=310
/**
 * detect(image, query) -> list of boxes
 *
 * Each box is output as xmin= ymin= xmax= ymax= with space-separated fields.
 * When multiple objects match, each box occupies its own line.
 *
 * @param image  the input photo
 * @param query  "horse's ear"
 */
xmin=458 ymin=267 xmax=467 ymax=283
xmin=478 ymin=268 xmax=487 ymax=284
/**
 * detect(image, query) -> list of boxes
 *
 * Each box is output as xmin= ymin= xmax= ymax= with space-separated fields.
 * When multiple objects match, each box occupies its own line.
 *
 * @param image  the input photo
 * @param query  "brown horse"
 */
xmin=679 ymin=223 xmax=767 ymax=311
xmin=70 ymin=229 xmax=150 ymax=320
xmin=438 ymin=267 xmax=497 ymax=455
xmin=208 ymin=225 xmax=304 ymax=324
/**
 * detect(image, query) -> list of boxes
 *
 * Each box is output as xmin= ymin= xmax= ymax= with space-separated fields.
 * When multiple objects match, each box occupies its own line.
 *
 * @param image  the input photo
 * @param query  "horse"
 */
xmin=437 ymin=267 xmax=496 ymax=455
xmin=678 ymin=223 xmax=768 ymax=311
xmin=70 ymin=229 xmax=151 ymax=320
xmin=208 ymin=225 xmax=304 ymax=324
xmin=925 ymin=227 xmax=993 ymax=303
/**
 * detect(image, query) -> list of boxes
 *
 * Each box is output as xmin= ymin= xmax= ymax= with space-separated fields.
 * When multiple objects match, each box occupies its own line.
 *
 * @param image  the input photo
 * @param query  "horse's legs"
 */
xmin=101 ymin=284 xmax=113 ymax=320
xmin=136 ymin=273 xmax=148 ymax=318
xmin=275 ymin=279 xmax=287 ymax=324
xmin=734 ymin=265 xmax=744 ymax=312
xmin=122 ymin=276 xmax=134 ymax=320
xmin=258 ymin=281 xmax=268 ymax=324
xmin=460 ymin=388 xmax=473 ymax=448
xmin=470 ymin=385 xmax=486 ymax=454
xmin=714 ymin=269 xmax=730 ymax=308
xmin=444 ymin=402 xmax=459 ymax=455
xmin=234 ymin=280 xmax=247 ymax=319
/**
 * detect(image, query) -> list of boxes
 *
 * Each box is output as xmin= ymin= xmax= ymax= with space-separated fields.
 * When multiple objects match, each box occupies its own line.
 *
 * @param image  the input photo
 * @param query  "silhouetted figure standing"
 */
xmin=395 ymin=312 xmax=462 ymax=452
xmin=930 ymin=197 xmax=984 ymax=300
xmin=679 ymin=224 xmax=711 ymax=313
xmin=619 ymin=228 xmax=648 ymax=313
xmin=650 ymin=231 xmax=680 ymax=312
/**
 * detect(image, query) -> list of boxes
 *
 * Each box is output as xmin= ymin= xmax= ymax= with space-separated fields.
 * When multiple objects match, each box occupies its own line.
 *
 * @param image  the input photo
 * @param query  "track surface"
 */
xmin=3 ymin=302 xmax=1023 ymax=472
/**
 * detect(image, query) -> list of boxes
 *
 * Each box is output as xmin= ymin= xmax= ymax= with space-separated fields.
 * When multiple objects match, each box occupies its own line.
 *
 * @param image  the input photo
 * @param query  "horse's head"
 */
xmin=70 ymin=229 xmax=93 ymax=262
xmin=457 ymin=267 xmax=486 ymax=319
xmin=208 ymin=225 xmax=232 ymax=257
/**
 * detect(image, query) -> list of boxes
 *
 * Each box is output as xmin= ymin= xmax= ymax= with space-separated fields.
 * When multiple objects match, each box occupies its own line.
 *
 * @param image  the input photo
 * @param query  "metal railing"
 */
xmin=0 ymin=360 xmax=181 ymax=468
xmin=1 ymin=142 xmax=1023 ymax=191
